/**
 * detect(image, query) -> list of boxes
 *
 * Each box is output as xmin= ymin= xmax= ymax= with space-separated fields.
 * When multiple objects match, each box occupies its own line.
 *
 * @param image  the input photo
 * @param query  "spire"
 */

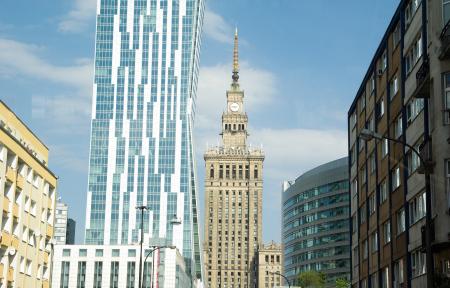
xmin=232 ymin=27 xmax=239 ymax=84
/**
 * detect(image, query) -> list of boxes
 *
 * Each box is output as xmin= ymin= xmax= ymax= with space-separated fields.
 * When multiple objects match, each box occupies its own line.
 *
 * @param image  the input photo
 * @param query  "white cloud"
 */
xmin=58 ymin=0 xmax=97 ymax=33
xmin=0 ymin=38 xmax=93 ymax=133
xmin=195 ymin=61 xmax=276 ymax=132
xmin=203 ymin=10 xmax=233 ymax=43
xmin=252 ymin=128 xmax=348 ymax=182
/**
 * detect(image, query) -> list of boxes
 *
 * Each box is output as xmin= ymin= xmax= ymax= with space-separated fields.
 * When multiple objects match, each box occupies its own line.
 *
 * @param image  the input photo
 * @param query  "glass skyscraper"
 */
xmin=84 ymin=0 xmax=204 ymax=280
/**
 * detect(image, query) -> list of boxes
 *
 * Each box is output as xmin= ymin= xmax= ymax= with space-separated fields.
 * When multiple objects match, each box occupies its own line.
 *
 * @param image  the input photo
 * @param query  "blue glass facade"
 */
xmin=282 ymin=157 xmax=350 ymax=286
xmin=84 ymin=0 xmax=204 ymax=280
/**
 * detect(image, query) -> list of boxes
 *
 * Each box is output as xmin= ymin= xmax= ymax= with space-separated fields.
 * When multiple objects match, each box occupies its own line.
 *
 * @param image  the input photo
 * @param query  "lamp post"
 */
xmin=141 ymin=245 xmax=176 ymax=288
xmin=359 ymin=128 xmax=434 ymax=286
xmin=269 ymin=271 xmax=290 ymax=288
xmin=136 ymin=205 xmax=149 ymax=288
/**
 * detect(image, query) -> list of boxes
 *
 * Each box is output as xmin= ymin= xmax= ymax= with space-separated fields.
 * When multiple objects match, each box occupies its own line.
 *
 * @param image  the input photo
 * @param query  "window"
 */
xmin=371 ymin=231 xmax=378 ymax=252
xmin=30 ymin=200 xmax=37 ymax=216
xmin=381 ymin=266 xmax=390 ymax=288
xmin=397 ymin=208 xmax=406 ymax=235
xmin=254 ymin=165 xmax=258 ymax=179
xmin=360 ymin=166 xmax=366 ymax=184
xmin=350 ymin=112 xmax=357 ymax=129
xmin=369 ymin=193 xmax=376 ymax=215
xmin=112 ymin=249 xmax=120 ymax=257
xmin=77 ymin=261 xmax=86 ymax=288
xmin=352 ymin=214 xmax=358 ymax=233
xmin=79 ymin=249 xmax=87 ymax=257
xmin=60 ymin=261 xmax=70 ymax=288
xmin=377 ymin=98 xmax=385 ymax=119
xmin=390 ymin=75 xmax=399 ymax=100
xmin=126 ymin=262 xmax=136 ymax=288
xmin=351 ymin=178 xmax=358 ymax=198
xmin=360 ymin=94 xmax=366 ymax=111
xmin=405 ymin=34 xmax=423 ymax=75
xmin=382 ymin=51 xmax=387 ymax=71
xmin=362 ymin=239 xmax=368 ymax=260
xmin=371 ymin=73 xmax=376 ymax=93
xmin=110 ymin=261 xmax=120 ymax=288
xmin=369 ymin=153 xmax=376 ymax=174
xmin=371 ymin=272 xmax=378 ymax=288
xmin=383 ymin=220 xmax=391 ymax=244
xmin=446 ymin=160 xmax=450 ymax=211
xmin=405 ymin=0 xmax=420 ymax=28
xmin=394 ymin=115 xmax=403 ymax=139
xmin=409 ymin=191 xmax=426 ymax=224
xmin=444 ymin=73 xmax=450 ymax=124
xmin=391 ymin=167 xmax=401 ymax=191
xmin=406 ymin=98 xmax=424 ymax=125
xmin=359 ymin=137 xmax=365 ymax=152
xmin=394 ymin=259 xmax=404 ymax=287
xmin=63 ymin=249 xmax=71 ymax=257
xmin=360 ymin=203 xmax=367 ymax=224
xmin=407 ymin=145 xmax=421 ymax=175
xmin=350 ymin=147 xmax=356 ymax=165
xmin=94 ymin=261 xmax=103 ymax=288
xmin=411 ymin=249 xmax=426 ymax=277
xmin=209 ymin=165 xmax=214 ymax=178
xmin=393 ymin=23 xmax=401 ymax=47
xmin=128 ymin=249 xmax=136 ymax=257
xmin=95 ymin=249 xmax=103 ymax=257
xmin=380 ymin=180 xmax=388 ymax=204
xmin=368 ymin=115 xmax=375 ymax=132
xmin=445 ymin=0 xmax=450 ymax=26
xmin=381 ymin=138 xmax=389 ymax=158
xmin=353 ymin=246 xmax=359 ymax=266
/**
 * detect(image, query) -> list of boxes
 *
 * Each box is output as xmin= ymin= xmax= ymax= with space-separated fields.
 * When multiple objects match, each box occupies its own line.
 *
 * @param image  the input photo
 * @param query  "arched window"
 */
xmin=210 ymin=165 xmax=214 ymax=178
xmin=254 ymin=165 xmax=258 ymax=179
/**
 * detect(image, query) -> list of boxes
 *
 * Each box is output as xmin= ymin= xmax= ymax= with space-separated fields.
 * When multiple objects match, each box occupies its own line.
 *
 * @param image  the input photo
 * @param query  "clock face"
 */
xmin=230 ymin=102 xmax=240 ymax=112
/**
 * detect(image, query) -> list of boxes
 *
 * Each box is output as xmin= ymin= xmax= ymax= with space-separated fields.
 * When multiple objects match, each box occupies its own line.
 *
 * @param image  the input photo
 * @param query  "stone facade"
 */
xmin=203 ymin=30 xmax=264 ymax=288
xmin=257 ymin=242 xmax=283 ymax=288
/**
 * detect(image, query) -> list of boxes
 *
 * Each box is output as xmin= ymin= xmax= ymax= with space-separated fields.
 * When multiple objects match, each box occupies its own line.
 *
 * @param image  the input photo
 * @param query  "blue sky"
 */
xmin=0 ymin=0 xmax=399 ymax=243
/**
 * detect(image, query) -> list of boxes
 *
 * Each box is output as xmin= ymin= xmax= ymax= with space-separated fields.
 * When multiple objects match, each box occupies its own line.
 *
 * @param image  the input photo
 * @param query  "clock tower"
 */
xmin=222 ymin=29 xmax=248 ymax=149
xmin=203 ymin=29 xmax=265 ymax=288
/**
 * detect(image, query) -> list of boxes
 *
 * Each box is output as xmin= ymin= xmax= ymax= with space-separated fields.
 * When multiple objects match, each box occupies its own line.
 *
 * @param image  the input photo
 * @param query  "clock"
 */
xmin=230 ymin=102 xmax=240 ymax=112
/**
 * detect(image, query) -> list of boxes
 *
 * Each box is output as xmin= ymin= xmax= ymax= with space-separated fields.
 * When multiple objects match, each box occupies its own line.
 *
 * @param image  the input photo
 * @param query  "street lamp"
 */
xmin=136 ymin=205 xmax=149 ymax=288
xmin=141 ymin=245 xmax=176 ymax=288
xmin=359 ymin=128 xmax=434 ymax=286
xmin=269 ymin=271 xmax=290 ymax=288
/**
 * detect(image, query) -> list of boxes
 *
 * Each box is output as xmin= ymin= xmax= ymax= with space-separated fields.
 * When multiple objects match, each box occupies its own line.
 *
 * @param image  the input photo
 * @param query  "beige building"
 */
xmin=257 ymin=242 xmax=283 ymax=288
xmin=203 ymin=30 xmax=264 ymax=288
xmin=0 ymin=100 xmax=57 ymax=288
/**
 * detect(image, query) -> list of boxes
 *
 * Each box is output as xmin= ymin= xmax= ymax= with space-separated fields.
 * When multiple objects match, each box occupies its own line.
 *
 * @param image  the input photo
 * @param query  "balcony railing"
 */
xmin=413 ymin=58 xmax=430 ymax=99
xmin=440 ymin=19 xmax=450 ymax=59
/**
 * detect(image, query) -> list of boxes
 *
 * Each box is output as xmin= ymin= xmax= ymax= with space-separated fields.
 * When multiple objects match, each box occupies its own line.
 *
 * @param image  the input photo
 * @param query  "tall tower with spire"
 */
xmin=203 ymin=30 xmax=265 ymax=288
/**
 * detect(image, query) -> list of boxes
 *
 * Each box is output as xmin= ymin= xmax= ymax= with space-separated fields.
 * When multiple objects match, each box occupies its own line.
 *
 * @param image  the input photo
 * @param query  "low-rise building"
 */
xmin=51 ymin=244 xmax=190 ymax=288
xmin=0 ymin=100 xmax=57 ymax=288
xmin=55 ymin=201 xmax=76 ymax=245
xmin=257 ymin=242 xmax=283 ymax=288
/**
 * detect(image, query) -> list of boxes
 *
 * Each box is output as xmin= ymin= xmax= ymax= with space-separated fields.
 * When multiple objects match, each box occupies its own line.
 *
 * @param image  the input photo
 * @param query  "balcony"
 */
xmin=2 ymin=199 xmax=9 ymax=213
xmin=440 ymin=19 xmax=450 ymax=59
xmin=412 ymin=58 xmax=430 ymax=99
xmin=12 ymin=203 xmax=19 ymax=218
xmin=5 ymin=167 xmax=15 ymax=182
xmin=1 ymin=232 xmax=11 ymax=246
xmin=11 ymin=235 xmax=19 ymax=249
xmin=7 ymin=267 xmax=13 ymax=282
xmin=16 ymin=175 xmax=24 ymax=190
xmin=46 ymin=225 xmax=53 ymax=237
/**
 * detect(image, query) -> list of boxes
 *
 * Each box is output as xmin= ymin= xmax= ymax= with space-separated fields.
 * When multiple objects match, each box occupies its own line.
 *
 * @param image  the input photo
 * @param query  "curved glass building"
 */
xmin=282 ymin=157 xmax=350 ymax=286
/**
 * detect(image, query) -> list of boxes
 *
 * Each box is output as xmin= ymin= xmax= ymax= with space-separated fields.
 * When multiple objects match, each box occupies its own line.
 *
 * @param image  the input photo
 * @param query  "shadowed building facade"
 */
xmin=203 ymin=30 xmax=264 ymax=288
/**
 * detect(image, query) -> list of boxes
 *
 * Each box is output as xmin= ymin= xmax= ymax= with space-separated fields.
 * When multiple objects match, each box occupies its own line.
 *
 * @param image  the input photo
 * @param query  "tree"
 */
xmin=335 ymin=278 xmax=350 ymax=288
xmin=297 ymin=270 xmax=326 ymax=288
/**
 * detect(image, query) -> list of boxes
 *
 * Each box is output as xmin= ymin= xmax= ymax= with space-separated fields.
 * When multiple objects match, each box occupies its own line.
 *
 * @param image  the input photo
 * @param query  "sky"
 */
xmin=0 ymin=0 xmax=399 ymax=244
